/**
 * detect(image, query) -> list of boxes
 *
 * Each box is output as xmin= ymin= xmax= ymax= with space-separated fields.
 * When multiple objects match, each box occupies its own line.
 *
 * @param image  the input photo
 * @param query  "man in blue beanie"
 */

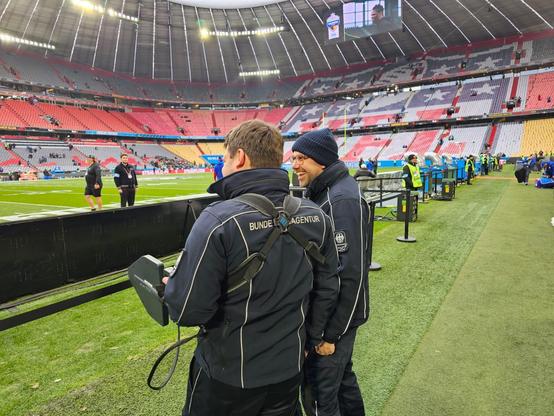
xmin=292 ymin=128 xmax=369 ymax=416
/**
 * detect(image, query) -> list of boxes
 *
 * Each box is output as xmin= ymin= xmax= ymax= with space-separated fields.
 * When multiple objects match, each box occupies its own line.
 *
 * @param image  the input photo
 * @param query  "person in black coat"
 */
xmin=292 ymin=129 xmax=370 ymax=416
xmin=164 ymin=120 xmax=339 ymax=416
xmin=114 ymin=153 xmax=138 ymax=207
xmin=84 ymin=156 xmax=102 ymax=211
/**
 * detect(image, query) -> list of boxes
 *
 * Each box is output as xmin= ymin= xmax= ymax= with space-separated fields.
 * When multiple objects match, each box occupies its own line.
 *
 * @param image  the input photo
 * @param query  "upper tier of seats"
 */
xmin=1 ymin=32 xmax=554 ymax=104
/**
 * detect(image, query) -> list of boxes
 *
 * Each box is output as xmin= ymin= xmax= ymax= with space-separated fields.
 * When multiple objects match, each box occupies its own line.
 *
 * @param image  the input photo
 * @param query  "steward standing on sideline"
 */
xmin=402 ymin=154 xmax=423 ymax=192
xmin=465 ymin=155 xmax=475 ymax=185
xmin=114 ymin=153 xmax=138 ymax=207
xmin=292 ymin=128 xmax=370 ymax=416
xmin=164 ymin=120 xmax=339 ymax=416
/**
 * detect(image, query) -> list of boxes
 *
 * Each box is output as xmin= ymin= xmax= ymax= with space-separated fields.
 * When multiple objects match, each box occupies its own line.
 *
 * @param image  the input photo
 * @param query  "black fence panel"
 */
xmin=0 ymin=195 xmax=219 ymax=303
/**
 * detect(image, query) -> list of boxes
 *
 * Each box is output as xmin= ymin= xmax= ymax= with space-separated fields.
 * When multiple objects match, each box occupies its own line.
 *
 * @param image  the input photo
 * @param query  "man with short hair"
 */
xmin=164 ymin=120 xmax=340 ymax=416
xmin=292 ymin=128 xmax=370 ymax=416
xmin=84 ymin=156 xmax=102 ymax=211
xmin=114 ymin=153 xmax=138 ymax=207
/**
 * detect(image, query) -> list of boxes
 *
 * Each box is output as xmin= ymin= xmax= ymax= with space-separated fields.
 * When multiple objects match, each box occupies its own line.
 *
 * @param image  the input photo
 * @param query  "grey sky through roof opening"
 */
xmin=169 ymin=0 xmax=284 ymax=8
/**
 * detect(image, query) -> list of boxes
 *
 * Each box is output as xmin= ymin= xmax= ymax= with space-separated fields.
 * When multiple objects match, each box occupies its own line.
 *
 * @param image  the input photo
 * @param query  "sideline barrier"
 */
xmin=0 ymin=194 xmax=218 ymax=304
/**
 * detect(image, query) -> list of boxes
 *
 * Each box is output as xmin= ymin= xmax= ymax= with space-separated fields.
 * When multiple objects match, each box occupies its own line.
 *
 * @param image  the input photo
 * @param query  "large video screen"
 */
xmin=325 ymin=0 xmax=402 ymax=44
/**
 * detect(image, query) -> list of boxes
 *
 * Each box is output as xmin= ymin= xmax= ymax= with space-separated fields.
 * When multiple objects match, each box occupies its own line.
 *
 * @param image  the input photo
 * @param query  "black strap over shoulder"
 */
xmin=226 ymin=193 xmax=325 ymax=293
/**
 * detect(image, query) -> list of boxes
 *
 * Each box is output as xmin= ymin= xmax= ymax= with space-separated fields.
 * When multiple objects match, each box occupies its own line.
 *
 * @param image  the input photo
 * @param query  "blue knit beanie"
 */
xmin=292 ymin=129 xmax=338 ymax=167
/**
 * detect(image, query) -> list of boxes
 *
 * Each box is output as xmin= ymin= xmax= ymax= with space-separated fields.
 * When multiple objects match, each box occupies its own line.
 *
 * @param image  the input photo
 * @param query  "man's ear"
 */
xmin=236 ymin=149 xmax=252 ymax=170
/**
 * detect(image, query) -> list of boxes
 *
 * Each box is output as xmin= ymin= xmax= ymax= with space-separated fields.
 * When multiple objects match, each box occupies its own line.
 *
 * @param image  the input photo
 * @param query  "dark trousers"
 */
xmin=297 ymin=328 xmax=364 ymax=416
xmin=184 ymin=358 xmax=300 ymax=416
xmin=120 ymin=187 xmax=136 ymax=207
xmin=467 ymin=170 xmax=473 ymax=185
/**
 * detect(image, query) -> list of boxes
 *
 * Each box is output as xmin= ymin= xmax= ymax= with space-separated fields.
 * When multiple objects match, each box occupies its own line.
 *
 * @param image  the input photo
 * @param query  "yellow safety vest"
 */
xmin=465 ymin=159 xmax=474 ymax=172
xmin=404 ymin=163 xmax=422 ymax=188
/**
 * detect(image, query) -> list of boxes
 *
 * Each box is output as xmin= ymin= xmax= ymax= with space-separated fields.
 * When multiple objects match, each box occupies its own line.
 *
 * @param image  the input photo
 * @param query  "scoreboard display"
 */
xmin=325 ymin=0 xmax=402 ymax=44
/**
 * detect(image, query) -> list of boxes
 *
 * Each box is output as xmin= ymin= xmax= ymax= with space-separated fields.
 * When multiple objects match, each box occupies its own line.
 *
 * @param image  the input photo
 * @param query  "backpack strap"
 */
xmin=226 ymin=193 xmax=325 ymax=294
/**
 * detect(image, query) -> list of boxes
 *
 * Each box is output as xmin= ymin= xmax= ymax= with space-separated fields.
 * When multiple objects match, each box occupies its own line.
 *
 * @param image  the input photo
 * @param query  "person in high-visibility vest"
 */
xmin=465 ymin=155 xmax=475 ymax=185
xmin=402 ymin=154 xmax=423 ymax=191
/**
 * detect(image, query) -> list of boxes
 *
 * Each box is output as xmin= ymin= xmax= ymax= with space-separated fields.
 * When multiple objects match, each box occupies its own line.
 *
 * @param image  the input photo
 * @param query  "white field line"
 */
xmin=0 ymin=201 xmax=74 ymax=208
xmin=0 ymin=194 xmax=212 ymax=222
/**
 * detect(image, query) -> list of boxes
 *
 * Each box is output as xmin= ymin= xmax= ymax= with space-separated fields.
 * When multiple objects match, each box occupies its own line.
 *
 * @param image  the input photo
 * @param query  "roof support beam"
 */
xmin=405 ymin=0 xmax=447 ymax=48
xmin=289 ymin=0 xmax=331 ymax=70
xmin=388 ymin=33 xmax=405 ymax=56
xmin=276 ymin=2 xmax=315 ymax=73
xmin=132 ymin=3 xmax=141 ymax=76
xmin=303 ymin=0 xmax=348 ymax=66
xmin=45 ymin=0 xmax=66 ymax=57
xmin=237 ymin=9 xmax=261 ymax=71
xmin=368 ymin=36 xmax=386 ymax=59
xmin=210 ymin=8 xmax=229 ymax=82
xmin=222 ymin=9 xmax=244 ymax=80
xmin=403 ymin=21 xmax=425 ymax=52
xmin=484 ymin=0 xmax=522 ymax=34
xmin=455 ymin=0 xmax=495 ymax=39
xmin=262 ymin=5 xmax=297 ymax=76
xmin=0 ymin=0 xmax=13 ymax=24
xmin=194 ymin=6 xmax=211 ymax=83
xmin=250 ymin=8 xmax=279 ymax=75
xmin=18 ymin=0 xmax=41 ymax=50
xmin=429 ymin=0 xmax=471 ymax=43
xmin=168 ymin=1 xmax=174 ymax=81
xmin=152 ymin=0 xmax=156 ymax=79
xmin=113 ymin=0 xmax=127 ymax=72
xmin=519 ymin=0 xmax=552 ymax=29
xmin=69 ymin=10 xmax=84 ymax=62
xmin=181 ymin=5 xmax=192 ymax=82
xmin=92 ymin=0 xmax=108 ymax=68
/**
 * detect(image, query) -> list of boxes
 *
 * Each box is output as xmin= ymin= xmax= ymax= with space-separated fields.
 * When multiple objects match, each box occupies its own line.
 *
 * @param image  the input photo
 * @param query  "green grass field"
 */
xmin=1 ymin=168 xmax=553 ymax=416
xmin=0 ymin=173 xmax=215 ymax=222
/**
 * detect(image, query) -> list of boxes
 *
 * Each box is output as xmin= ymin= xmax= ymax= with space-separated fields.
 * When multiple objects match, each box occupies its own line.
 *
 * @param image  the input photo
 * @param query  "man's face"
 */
xmin=292 ymin=151 xmax=325 ymax=187
xmin=410 ymin=157 xmax=418 ymax=165
xmin=371 ymin=8 xmax=384 ymax=23
xmin=121 ymin=155 xmax=128 ymax=164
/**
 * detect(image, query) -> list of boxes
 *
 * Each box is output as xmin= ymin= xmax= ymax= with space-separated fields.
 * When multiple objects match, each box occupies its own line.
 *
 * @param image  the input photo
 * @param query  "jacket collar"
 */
xmin=307 ymin=161 xmax=349 ymax=199
xmin=208 ymin=168 xmax=290 ymax=200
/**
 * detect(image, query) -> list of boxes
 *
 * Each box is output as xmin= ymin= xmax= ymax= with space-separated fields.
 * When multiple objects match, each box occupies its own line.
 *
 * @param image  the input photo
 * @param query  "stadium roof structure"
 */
xmin=0 ymin=0 xmax=552 ymax=83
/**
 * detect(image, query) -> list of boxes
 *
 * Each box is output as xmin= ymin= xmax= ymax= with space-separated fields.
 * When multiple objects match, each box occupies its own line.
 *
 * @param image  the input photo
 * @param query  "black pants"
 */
xmin=467 ymin=170 xmax=473 ymax=185
xmin=184 ymin=358 xmax=300 ymax=416
xmin=297 ymin=328 xmax=364 ymax=416
xmin=120 ymin=187 xmax=136 ymax=207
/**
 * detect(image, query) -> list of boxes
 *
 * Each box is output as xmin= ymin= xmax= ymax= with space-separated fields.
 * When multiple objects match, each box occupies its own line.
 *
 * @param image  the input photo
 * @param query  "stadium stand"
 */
xmin=122 ymin=142 xmax=181 ymax=166
xmin=0 ymin=144 xmax=29 ymax=172
xmin=213 ymin=110 xmax=258 ymax=135
xmin=50 ymin=63 xmax=111 ymax=94
xmin=162 ymin=144 xmax=205 ymax=165
xmin=34 ymin=103 xmax=87 ymax=130
xmin=492 ymin=122 xmax=524 ymax=156
xmin=2 ymin=100 xmax=52 ymax=129
xmin=379 ymin=132 xmax=417 ymax=160
xmin=524 ymin=72 xmax=554 ymax=110
xmin=342 ymin=135 xmax=389 ymax=161
xmin=11 ymin=143 xmax=84 ymax=171
xmin=127 ymin=111 xmax=178 ymax=135
xmin=406 ymin=130 xmax=442 ymax=156
xmin=520 ymin=119 xmax=554 ymax=156
xmin=73 ymin=142 xmax=132 ymax=170
xmin=529 ymin=37 xmax=554 ymax=63
xmin=198 ymin=142 xmax=225 ymax=155
xmin=0 ymin=51 xmax=66 ymax=88
xmin=256 ymin=107 xmax=294 ymax=126
xmin=440 ymin=126 xmax=489 ymax=156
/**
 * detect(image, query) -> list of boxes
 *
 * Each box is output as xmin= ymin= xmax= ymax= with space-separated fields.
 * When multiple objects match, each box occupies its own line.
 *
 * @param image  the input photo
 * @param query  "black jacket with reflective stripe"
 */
xmin=164 ymin=168 xmax=339 ymax=388
xmin=306 ymin=161 xmax=370 ymax=343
